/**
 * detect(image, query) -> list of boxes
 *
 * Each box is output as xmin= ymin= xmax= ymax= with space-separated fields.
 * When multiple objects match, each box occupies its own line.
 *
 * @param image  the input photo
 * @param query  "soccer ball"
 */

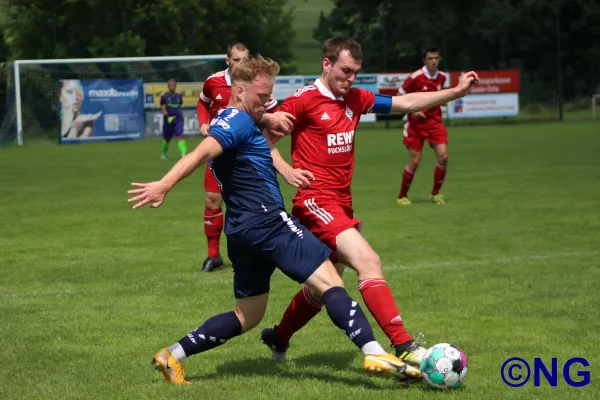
xmin=420 ymin=343 xmax=468 ymax=389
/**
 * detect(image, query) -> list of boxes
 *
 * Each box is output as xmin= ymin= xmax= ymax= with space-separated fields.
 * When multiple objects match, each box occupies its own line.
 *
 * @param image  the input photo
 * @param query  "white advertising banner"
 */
xmin=273 ymin=76 xmax=305 ymax=101
xmin=448 ymin=93 xmax=519 ymax=119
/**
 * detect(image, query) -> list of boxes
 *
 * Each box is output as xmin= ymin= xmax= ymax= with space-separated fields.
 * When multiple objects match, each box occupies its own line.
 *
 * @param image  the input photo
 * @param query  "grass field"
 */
xmin=1 ymin=120 xmax=600 ymax=399
xmin=288 ymin=0 xmax=333 ymax=74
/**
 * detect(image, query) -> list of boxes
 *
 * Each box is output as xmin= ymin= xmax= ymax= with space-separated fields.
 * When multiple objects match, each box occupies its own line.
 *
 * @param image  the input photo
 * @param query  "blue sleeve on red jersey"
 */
xmin=209 ymin=109 xmax=252 ymax=150
xmin=372 ymin=94 xmax=392 ymax=114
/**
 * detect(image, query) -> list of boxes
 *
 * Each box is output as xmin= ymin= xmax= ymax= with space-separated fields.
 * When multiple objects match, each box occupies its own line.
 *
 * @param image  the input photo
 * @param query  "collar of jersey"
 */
xmin=422 ymin=65 xmax=439 ymax=80
xmin=315 ymin=78 xmax=344 ymax=101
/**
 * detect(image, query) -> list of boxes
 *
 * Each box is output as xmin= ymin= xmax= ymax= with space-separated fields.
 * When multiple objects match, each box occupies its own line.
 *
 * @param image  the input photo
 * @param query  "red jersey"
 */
xmin=198 ymin=68 xmax=278 ymax=124
xmin=400 ymin=66 xmax=447 ymax=128
xmin=280 ymin=78 xmax=375 ymax=203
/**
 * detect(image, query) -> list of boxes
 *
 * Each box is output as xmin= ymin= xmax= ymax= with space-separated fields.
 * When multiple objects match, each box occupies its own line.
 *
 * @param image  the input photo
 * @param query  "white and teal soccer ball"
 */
xmin=420 ymin=343 xmax=468 ymax=389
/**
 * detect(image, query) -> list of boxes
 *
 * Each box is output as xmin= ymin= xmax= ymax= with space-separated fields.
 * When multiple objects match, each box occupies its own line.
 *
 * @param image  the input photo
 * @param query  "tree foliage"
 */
xmin=1 ymin=0 xmax=295 ymax=71
xmin=315 ymin=0 xmax=600 ymax=101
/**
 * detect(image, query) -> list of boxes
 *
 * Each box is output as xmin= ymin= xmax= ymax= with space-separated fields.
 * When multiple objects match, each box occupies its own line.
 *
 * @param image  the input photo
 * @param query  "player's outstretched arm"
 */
xmin=390 ymin=71 xmax=479 ymax=113
xmin=128 ymin=138 xmax=223 ymax=209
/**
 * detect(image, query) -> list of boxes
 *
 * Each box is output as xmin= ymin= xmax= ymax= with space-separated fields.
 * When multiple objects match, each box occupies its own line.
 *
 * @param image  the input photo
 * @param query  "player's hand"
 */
xmin=413 ymin=111 xmax=426 ymax=119
xmin=455 ymin=71 xmax=479 ymax=97
xmin=167 ymin=116 xmax=175 ymax=124
xmin=127 ymin=181 xmax=171 ymax=209
xmin=262 ymin=112 xmax=295 ymax=137
xmin=200 ymin=123 xmax=210 ymax=137
xmin=283 ymin=168 xmax=315 ymax=189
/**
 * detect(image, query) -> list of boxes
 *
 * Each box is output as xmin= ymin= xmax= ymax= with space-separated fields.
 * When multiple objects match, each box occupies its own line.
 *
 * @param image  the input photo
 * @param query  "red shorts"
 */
xmin=403 ymin=122 xmax=448 ymax=152
xmin=291 ymin=198 xmax=361 ymax=263
xmin=203 ymin=164 xmax=221 ymax=193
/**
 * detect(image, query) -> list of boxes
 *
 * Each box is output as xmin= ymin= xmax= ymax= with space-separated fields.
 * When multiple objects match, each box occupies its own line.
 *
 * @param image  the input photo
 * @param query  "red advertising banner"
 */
xmin=450 ymin=70 xmax=520 ymax=94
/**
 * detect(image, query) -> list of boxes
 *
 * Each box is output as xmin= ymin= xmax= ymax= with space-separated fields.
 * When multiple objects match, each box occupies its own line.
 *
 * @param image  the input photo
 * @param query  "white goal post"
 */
xmin=7 ymin=54 xmax=226 ymax=146
xmin=593 ymin=94 xmax=600 ymax=120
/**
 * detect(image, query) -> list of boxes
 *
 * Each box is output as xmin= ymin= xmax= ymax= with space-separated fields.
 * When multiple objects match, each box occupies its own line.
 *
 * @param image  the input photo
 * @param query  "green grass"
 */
xmin=288 ymin=0 xmax=333 ymax=74
xmin=1 ymin=120 xmax=600 ymax=399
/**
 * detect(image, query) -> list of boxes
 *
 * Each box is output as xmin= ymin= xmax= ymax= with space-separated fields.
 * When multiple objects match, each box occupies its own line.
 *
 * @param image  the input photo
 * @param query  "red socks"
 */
xmin=432 ymin=163 xmax=447 ymax=195
xmin=399 ymin=166 xmax=414 ymax=198
xmin=276 ymin=286 xmax=323 ymax=345
xmin=358 ymin=278 xmax=412 ymax=346
xmin=275 ymin=281 xmax=413 ymax=347
xmin=204 ymin=208 xmax=223 ymax=258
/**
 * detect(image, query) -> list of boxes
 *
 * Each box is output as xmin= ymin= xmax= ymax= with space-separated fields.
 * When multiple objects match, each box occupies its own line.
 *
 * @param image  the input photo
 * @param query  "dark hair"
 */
xmin=422 ymin=45 xmax=441 ymax=59
xmin=322 ymin=36 xmax=362 ymax=65
xmin=227 ymin=42 xmax=249 ymax=57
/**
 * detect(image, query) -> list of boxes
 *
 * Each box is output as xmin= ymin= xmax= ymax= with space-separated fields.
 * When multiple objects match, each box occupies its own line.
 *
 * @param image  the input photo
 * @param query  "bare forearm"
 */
xmin=161 ymin=152 xmax=207 ymax=189
xmin=161 ymin=139 xmax=222 ymax=188
xmin=264 ymin=131 xmax=292 ymax=175
xmin=392 ymin=87 xmax=461 ymax=113
xmin=271 ymin=147 xmax=292 ymax=176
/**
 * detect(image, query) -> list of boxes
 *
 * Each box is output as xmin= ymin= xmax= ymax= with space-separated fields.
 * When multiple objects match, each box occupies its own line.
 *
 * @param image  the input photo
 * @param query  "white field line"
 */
xmin=384 ymin=250 xmax=598 ymax=271
xmin=2 ymin=251 xmax=596 ymax=298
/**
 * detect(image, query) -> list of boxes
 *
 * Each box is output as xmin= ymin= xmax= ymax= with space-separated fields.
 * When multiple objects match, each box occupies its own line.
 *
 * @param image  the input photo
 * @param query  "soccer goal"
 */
xmin=0 ymin=54 xmax=226 ymax=147
xmin=593 ymin=94 xmax=600 ymax=120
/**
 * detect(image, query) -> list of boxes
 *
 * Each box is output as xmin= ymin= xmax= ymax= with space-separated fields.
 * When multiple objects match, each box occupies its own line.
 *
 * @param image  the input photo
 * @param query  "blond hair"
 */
xmin=230 ymin=55 xmax=280 ymax=84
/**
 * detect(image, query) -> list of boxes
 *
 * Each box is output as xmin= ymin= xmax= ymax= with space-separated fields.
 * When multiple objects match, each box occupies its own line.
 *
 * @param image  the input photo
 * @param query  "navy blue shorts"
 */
xmin=227 ymin=211 xmax=332 ymax=299
xmin=163 ymin=117 xmax=184 ymax=139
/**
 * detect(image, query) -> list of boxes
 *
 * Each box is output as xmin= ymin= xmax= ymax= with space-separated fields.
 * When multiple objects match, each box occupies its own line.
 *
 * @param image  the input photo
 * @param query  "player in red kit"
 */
xmin=261 ymin=37 xmax=478 ymax=367
xmin=397 ymin=46 xmax=449 ymax=205
xmin=197 ymin=42 xmax=277 ymax=272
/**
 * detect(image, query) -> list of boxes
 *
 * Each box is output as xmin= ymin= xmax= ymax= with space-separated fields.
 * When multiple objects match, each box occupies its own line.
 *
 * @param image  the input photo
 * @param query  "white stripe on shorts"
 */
xmin=304 ymin=198 xmax=334 ymax=225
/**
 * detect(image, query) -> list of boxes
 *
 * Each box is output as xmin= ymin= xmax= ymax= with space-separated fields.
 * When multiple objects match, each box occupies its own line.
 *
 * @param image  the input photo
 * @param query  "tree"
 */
xmin=314 ymin=0 xmax=600 ymax=101
xmin=2 ymin=0 xmax=296 ymax=72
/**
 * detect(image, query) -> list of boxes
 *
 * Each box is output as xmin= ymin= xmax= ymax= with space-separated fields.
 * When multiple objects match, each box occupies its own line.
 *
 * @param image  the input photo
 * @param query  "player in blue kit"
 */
xmin=127 ymin=56 xmax=422 ymax=385
xmin=160 ymin=79 xmax=187 ymax=160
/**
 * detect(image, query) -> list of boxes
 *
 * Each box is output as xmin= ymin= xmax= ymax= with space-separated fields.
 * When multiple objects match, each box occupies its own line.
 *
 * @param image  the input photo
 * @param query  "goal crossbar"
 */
xmin=11 ymin=54 xmax=226 ymax=146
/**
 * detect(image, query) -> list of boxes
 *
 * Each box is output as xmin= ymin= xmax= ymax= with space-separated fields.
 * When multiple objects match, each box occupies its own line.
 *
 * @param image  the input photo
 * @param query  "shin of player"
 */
xmin=129 ymin=56 xmax=419 ymax=384
xmin=160 ymin=79 xmax=187 ymax=160
xmin=398 ymin=46 xmax=449 ymax=206
xmin=262 ymin=37 xmax=478 ymax=364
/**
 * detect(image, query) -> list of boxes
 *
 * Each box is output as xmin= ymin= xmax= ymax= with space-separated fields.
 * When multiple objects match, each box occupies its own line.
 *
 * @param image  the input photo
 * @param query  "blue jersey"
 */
xmin=208 ymin=107 xmax=285 ymax=234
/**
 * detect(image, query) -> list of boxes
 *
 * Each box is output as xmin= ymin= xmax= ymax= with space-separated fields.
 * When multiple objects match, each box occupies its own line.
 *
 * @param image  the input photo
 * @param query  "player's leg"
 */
xmin=334 ymin=228 xmax=427 ymax=364
xmin=153 ymin=295 xmax=265 ymax=384
xmin=201 ymin=166 xmax=224 ymax=272
xmin=429 ymin=126 xmax=449 ymax=205
xmin=261 ymin=262 xmax=345 ymax=357
xmin=153 ymin=236 xmax=272 ymax=384
xmin=398 ymin=125 xmax=425 ymax=205
xmin=161 ymin=122 xmax=173 ymax=160
xmin=268 ymin=214 xmax=420 ymax=380
xmin=264 ymin=201 xmax=350 ymax=349
xmin=174 ymin=119 xmax=187 ymax=158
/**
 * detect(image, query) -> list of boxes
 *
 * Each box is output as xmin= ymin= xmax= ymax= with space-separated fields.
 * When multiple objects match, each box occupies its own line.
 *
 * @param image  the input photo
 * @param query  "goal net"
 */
xmin=0 ymin=55 xmax=226 ymax=147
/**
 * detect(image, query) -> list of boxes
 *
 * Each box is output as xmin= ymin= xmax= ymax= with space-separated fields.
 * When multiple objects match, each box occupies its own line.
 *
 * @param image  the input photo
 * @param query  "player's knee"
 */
xmin=410 ymin=153 xmax=422 ymax=168
xmin=234 ymin=307 xmax=265 ymax=333
xmin=306 ymin=260 xmax=345 ymax=295
xmin=437 ymin=152 xmax=448 ymax=166
xmin=205 ymin=191 xmax=222 ymax=209
xmin=358 ymin=252 xmax=384 ymax=278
